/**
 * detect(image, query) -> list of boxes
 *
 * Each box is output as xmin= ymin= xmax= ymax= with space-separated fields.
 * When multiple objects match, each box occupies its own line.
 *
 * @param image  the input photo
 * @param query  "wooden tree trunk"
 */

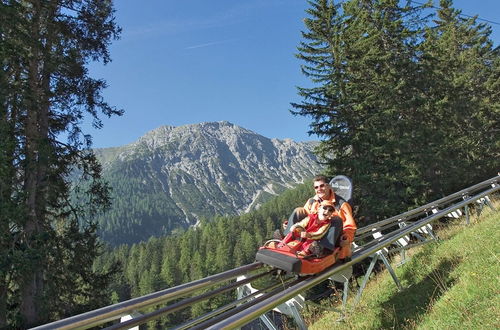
xmin=19 ymin=1 xmax=51 ymax=323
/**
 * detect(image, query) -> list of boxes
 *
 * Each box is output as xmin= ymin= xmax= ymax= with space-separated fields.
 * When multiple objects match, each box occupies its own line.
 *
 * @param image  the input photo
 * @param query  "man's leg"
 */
xmin=318 ymin=217 xmax=343 ymax=251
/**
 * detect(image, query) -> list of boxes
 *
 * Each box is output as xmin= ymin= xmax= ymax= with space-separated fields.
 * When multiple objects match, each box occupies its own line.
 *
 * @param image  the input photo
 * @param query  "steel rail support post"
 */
xmin=395 ymin=223 xmax=411 ymax=265
xmin=354 ymin=253 xmax=379 ymax=305
xmin=462 ymin=194 xmax=471 ymax=225
xmin=378 ymin=252 xmax=402 ymax=291
xmin=465 ymin=205 xmax=470 ymax=225
xmin=339 ymin=279 xmax=349 ymax=321
xmin=354 ymin=249 xmax=402 ymax=306
xmin=236 ymin=275 xmax=306 ymax=330
xmin=259 ymin=313 xmax=279 ymax=330
xmin=484 ymin=195 xmax=495 ymax=211
xmin=398 ymin=239 xmax=408 ymax=266
xmin=426 ymin=225 xmax=438 ymax=241
xmin=288 ymin=300 xmax=307 ymax=330
xmin=329 ymin=266 xmax=352 ymax=320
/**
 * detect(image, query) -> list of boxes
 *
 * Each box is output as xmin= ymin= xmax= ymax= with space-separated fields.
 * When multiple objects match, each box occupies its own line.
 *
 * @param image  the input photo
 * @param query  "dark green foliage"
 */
xmin=292 ymin=0 xmax=499 ymax=222
xmin=0 ymin=0 xmax=121 ymax=327
xmin=415 ymin=0 xmax=500 ymax=196
xmin=94 ymin=182 xmax=313 ymax=328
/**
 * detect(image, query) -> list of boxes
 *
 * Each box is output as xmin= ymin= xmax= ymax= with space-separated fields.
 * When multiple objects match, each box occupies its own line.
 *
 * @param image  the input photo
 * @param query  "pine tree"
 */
xmin=416 ymin=0 xmax=500 ymax=196
xmin=293 ymin=0 xmax=498 ymax=221
xmin=292 ymin=0 xmax=425 ymax=219
xmin=0 ymin=0 xmax=121 ymax=326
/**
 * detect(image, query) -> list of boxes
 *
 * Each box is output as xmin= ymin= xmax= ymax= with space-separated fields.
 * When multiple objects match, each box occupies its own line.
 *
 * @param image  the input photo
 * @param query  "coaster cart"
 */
xmin=256 ymin=228 xmax=340 ymax=276
xmin=256 ymin=175 xmax=353 ymax=276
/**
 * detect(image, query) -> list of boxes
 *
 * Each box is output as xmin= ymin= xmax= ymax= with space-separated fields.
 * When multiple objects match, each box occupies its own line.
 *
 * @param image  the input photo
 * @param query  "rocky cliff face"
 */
xmin=93 ymin=121 xmax=322 ymax=245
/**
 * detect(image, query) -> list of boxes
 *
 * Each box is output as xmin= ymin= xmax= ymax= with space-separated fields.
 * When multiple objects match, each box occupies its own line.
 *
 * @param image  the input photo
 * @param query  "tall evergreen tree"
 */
xmin=417 ymin=0 xmax=500 ymax=196
xmin=293 ymin=0 xmax=498 ymax=221
xmin=292 ymin=0 xmax=425 ymax=220
xmin=0 ymin=0 xmax=121 ymax=327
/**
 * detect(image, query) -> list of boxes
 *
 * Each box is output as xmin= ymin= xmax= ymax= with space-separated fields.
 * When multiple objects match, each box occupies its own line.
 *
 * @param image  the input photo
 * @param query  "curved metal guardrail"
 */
xmin=32 ymin=262 xmax=264 ymax=330
xmin=355 ymin=175 xmax=499 ymax=238
xmin=32 ymin=175 xmax=498 ymax=329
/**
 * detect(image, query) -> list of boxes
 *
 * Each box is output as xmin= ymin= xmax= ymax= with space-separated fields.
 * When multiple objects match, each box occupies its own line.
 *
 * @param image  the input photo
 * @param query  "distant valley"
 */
xmin=92 ymin=121 xmax=323 ymax=245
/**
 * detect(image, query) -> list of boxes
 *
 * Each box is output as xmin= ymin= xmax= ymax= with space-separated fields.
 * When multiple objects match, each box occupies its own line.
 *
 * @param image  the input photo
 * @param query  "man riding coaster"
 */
xmin=276 ymin=175 xmax=357 ymax=260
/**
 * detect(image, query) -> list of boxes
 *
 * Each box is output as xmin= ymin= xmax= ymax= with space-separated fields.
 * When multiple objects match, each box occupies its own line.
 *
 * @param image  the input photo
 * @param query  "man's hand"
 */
xmin=300 ymin=232 xmax=310 ymax=239
xmin=339 ymin=235 xmax=350 ymax=247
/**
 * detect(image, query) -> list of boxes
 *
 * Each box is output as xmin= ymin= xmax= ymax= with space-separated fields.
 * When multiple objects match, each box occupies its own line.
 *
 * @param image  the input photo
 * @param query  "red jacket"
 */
xmin=303 ymin=189 xmax=356 ymax=258
xmin=287 ymin=213 xmax=331 ymax=254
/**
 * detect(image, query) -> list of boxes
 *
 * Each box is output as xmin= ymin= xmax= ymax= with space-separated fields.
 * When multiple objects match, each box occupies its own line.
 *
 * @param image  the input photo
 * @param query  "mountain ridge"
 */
xmin=92 ymin=121 xmax=323 ymax=245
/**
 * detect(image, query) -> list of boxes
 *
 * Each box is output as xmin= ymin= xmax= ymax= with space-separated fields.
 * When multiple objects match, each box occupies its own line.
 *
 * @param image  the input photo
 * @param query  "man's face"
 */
xmin=313 ymin=180 xmax=329 ymax=199
xmin=318 ymin=204 xmax=335 ymax=220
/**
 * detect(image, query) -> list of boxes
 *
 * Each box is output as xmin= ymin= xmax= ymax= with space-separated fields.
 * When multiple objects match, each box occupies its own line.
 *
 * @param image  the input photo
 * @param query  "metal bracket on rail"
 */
xmin=236 ymin=276 xmax=307 ymax=330
xmin=400 ymin=221 xmax=437 ymax=245
xmin=462 ymin=193 xmax=472 ymax=225
xmin=119 ymin=311 xmax=142 ymax=330
xmin=328 ymin=265 xmax=353 ymax=320
xmin=475 ymin=195 xmax=496 ymax=218
xmin=354 ymin=246 xmax=403 ymax=306
xmin=463 ymin=192 xmax=496 ymax=223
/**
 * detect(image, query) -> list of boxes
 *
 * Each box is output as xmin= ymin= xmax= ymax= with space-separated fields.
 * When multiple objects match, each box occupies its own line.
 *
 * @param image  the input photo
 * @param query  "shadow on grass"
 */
xmin=379 ymin=257 xmax=459 ymax=329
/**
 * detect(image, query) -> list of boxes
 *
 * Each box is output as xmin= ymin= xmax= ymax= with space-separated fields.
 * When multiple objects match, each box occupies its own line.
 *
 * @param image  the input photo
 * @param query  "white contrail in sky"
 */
xmin=185 ymin=39 xmax=235 ymax=50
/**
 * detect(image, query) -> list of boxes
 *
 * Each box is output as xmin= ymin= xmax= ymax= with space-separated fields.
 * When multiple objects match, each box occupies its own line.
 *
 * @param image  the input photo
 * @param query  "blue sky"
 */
xmin=87 ymin=0 xmax=499 ymax=148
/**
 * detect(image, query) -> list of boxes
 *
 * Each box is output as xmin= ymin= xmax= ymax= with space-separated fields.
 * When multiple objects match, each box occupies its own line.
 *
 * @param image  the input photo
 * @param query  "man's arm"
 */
xmin=339 ymin=202 xmax=357 ymax=242
xmin=303 ymin=198 xmax=316 ymax=213
xmin=291 ymin=216 xmax=310 ymax=233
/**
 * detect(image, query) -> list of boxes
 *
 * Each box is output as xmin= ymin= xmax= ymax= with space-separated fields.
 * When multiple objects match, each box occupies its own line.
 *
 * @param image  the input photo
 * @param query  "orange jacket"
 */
xmin=336 ymin=201 xmax=356 ymax=259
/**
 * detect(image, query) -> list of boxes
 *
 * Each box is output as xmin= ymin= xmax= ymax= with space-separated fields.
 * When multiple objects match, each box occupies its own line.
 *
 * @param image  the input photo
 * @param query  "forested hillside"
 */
xmin=93 ymin=182 xmax=314 ymax=327
xmin=91 ymin=121 xmax=323 ymax=246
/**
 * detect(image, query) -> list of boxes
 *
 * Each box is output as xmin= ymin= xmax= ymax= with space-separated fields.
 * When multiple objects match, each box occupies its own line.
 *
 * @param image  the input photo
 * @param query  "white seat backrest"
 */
xmin=329 ymin=175 xmax=353 ymax=203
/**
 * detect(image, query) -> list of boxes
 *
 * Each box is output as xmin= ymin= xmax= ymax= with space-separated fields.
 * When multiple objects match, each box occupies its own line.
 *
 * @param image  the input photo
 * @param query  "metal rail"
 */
xmin=105 ymin=269 xmax=275 ymax=330
xmin=32 ymin=175 xmax=498 ymax=329
xmin=205 ymin=184 xmax=499 ymax=329
xmin=32 ymin=262 xmax=263 ymax=330
xmin=355 ymin=175 xmax=499 ymax=237
xmin=173 ymin=278 xmax=297 ymax=330
xmin=191 ymin=277 xmax=304 ymax=330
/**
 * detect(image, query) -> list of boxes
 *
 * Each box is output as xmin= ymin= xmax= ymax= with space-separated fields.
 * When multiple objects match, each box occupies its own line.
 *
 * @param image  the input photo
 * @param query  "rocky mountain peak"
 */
xmin=93 ymin=121 xmax=323 ymax=245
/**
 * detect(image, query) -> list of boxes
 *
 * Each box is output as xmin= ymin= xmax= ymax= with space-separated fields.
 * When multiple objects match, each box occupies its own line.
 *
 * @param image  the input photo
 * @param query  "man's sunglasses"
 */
xmin=314 ymin=183 xmax=326 ymax=190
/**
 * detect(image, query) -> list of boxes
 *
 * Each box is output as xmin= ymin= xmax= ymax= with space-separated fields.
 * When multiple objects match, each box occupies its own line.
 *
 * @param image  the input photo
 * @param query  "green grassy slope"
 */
xmin=310 ymin=201 xmax=499 ymax=330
